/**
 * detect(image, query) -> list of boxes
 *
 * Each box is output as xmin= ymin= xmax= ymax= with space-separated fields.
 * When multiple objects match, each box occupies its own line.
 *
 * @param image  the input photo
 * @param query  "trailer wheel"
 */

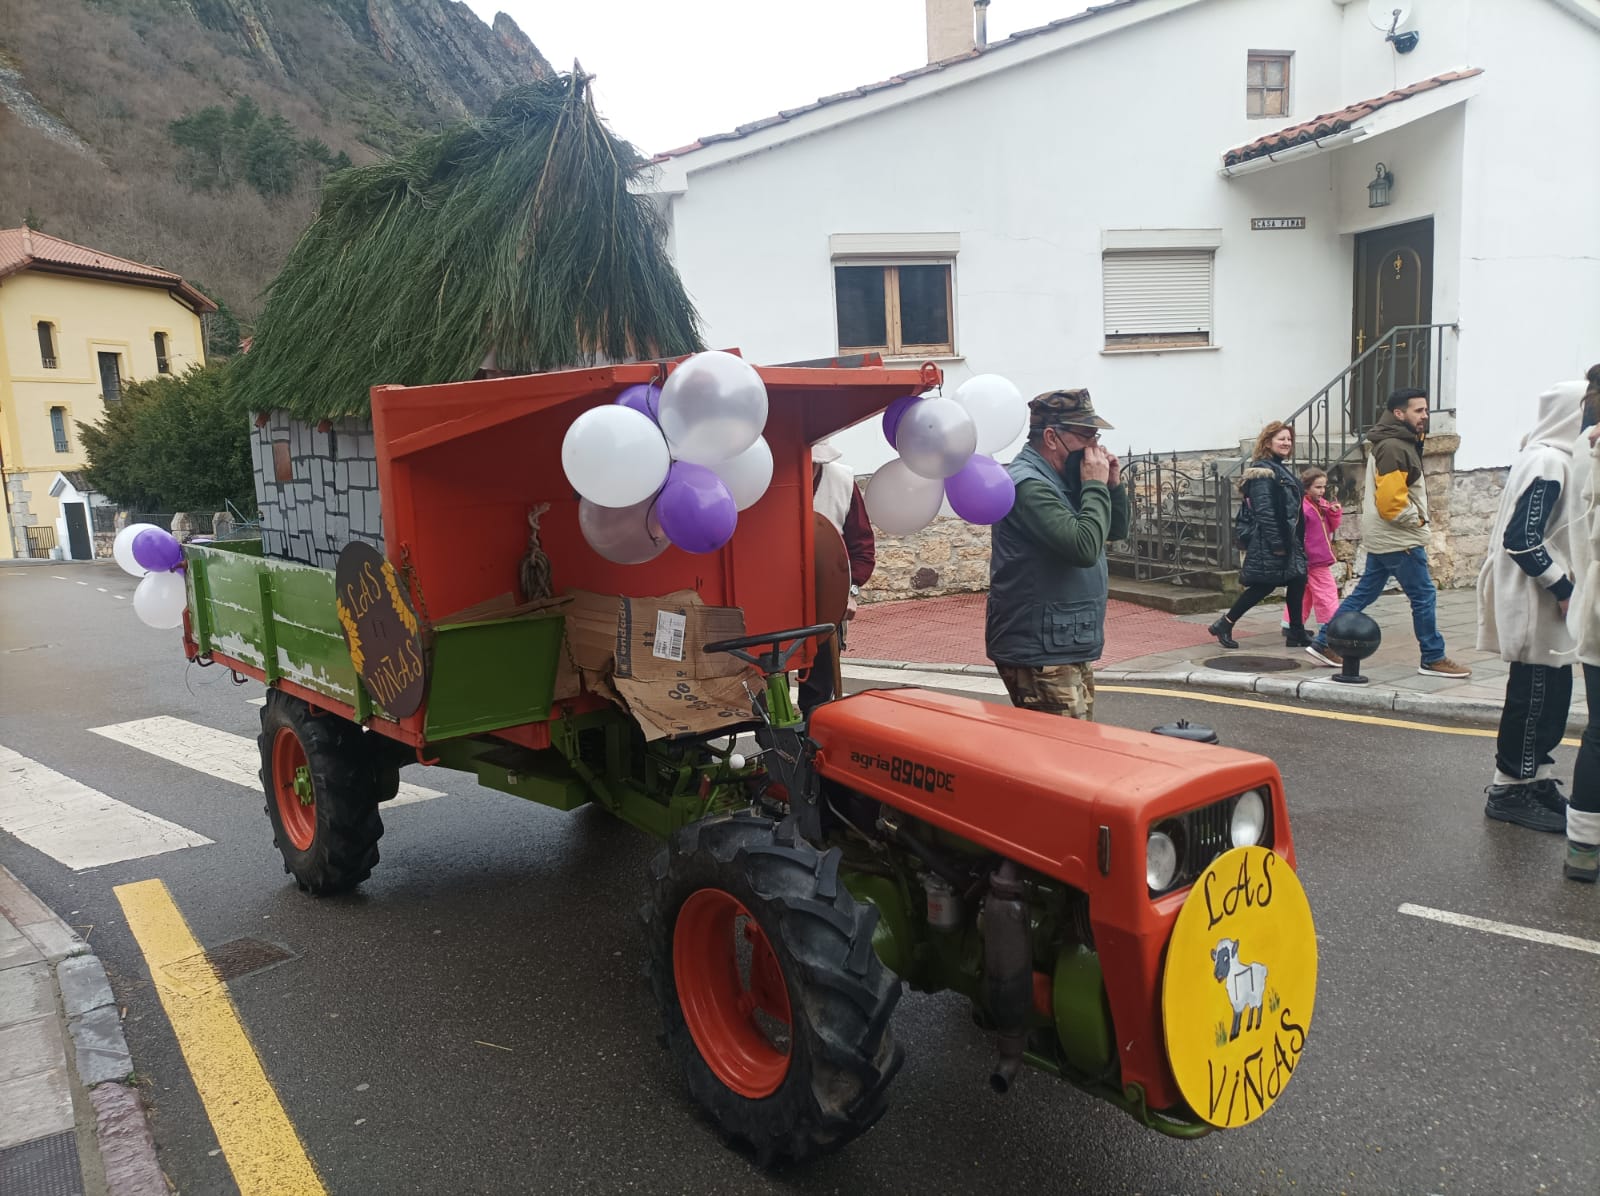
xmin=258 ymin=690 xmax=385 ymax=895
xmin=645 ymin=811 xmax=903 ymax=1166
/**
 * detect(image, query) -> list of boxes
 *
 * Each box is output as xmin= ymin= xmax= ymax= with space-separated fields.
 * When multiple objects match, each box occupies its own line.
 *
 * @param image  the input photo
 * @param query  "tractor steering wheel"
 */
xmin=703 ymin=624 xmax=836 ymax=677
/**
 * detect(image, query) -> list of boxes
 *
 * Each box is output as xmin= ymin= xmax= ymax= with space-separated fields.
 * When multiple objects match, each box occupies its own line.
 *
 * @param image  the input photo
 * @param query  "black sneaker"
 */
xmin=1530 ymin=778 xmax=1568 ymax=814
xmin=1484 ymin=783 xmax=1567 ymax=834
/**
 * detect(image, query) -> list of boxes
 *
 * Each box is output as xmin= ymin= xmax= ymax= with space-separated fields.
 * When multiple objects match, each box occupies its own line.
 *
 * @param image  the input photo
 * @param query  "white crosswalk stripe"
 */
xmin=843 ymin=664 xmax=1006 ymax=696
xmin=88 ymin=716 xmax=445 ymax=807
xmin=0 ymin=743 xmax=212 ymax=870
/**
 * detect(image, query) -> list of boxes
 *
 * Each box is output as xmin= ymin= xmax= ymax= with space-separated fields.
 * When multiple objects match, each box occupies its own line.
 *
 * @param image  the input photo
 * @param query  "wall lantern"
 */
xmin=1367 ymin=163 xmax=1395 ymax=208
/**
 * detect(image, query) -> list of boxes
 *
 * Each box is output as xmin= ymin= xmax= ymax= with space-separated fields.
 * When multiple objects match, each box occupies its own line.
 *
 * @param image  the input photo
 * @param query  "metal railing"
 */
xmin=1268 ymin=323 xmax=1457 ymax=478
xmin=1118 ymin=323 xmax=1458 ymax=583
xmin=23 ymin=526 xmax=58 ymax=558
xmin=1108 ymin=451 xmax=1233 ymax=583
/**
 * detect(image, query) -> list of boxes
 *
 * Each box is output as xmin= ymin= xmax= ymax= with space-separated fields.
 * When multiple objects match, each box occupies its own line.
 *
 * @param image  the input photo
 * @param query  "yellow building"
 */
xmin=0 ymin=228 xmax=214 ymax=559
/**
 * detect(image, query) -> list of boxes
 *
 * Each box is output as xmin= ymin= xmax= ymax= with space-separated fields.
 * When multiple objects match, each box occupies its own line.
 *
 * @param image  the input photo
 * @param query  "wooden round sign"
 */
xmin=334 ymin=542 xmax=428 ymax=718
xmin=813 ymin=513 xmax=851 ymax=629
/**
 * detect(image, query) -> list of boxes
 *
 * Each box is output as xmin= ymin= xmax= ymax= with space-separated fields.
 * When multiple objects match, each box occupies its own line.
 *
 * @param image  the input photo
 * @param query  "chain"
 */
xmin=398 ymin=542 xmax=431 ymax=627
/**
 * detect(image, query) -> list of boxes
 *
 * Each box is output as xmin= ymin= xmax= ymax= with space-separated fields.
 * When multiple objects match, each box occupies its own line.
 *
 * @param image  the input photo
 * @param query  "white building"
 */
xmin=645 ymin=0 xmax=1600 ymax=474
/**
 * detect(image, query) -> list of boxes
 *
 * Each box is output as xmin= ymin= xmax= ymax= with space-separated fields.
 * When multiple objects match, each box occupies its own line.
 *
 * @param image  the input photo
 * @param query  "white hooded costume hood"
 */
xmin=1477 ymin=381 xmax=1587 ymax=664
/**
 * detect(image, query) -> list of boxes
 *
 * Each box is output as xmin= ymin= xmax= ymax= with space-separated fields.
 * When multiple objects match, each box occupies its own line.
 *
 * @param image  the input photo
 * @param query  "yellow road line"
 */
xmin=114 ymin=879 xmax=325 ymax=1196
xmin=1099 ymin=684 xmax=1582 ymax=747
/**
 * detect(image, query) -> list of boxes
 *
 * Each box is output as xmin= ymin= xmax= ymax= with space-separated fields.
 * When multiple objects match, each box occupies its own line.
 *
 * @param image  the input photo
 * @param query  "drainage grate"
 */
xmin=1203 ymin=654 xmax=1302 ymax=673
xmin=165 ymin=938 xmax=296 ymax=987
xmin=0 ymin=1130 xmax=84 ymax=1196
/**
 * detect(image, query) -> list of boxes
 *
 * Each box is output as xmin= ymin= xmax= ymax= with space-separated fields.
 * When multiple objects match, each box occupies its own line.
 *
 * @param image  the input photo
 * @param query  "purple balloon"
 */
xmin=614 ymin=383 xmax=662 ymax=424
xmin=882 ymin=394 xmax=919 ymax=449
xmin=131 ymin=527 xmax=184 ymax=573
xmin=945 ymin=454 xmax=1016 ymax=525
xmin=656 ymin=462 xmax=738 ymax=554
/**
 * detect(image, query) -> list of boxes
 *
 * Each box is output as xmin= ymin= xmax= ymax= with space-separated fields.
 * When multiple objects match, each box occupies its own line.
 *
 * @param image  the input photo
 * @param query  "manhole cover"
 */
xmin=1203 ymin=655 xmax=1302 ymax=673
xmin=165 ymin=938 xmax=296 ymax=987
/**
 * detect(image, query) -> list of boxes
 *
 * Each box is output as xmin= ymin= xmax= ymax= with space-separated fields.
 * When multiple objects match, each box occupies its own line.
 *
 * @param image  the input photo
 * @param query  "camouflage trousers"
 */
xmin=996 ymin=662 xmax=1095 ymax=722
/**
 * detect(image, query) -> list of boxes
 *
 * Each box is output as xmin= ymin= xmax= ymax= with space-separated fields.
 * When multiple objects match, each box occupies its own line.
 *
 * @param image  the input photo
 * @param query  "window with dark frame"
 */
xmin=50 ymin=406 xmax=69 ymax=453
xmin=154 ymin=331 xmax=170 ymax=373
xmin=37 ymin=321 xmax=57 ymax=369
xmin=834 ymin=262 xmax=954 ymax=356
xmin=1246 ymin=53 xmax=1291 ymax=118
xmin=97 ymin=352 xmax=122 ymax=402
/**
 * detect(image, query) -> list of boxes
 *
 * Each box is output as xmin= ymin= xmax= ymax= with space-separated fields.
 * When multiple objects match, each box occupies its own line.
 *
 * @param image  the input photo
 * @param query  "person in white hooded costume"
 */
xmin=1476 ymin=380 xmax=1587 ymax=833
xmin=1560 ymin=364 xmax=1600 ymax=882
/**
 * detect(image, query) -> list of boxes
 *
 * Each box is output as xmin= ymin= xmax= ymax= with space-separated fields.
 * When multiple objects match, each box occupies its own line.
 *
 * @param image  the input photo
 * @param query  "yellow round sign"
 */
xmin=1161 ymin=845 xmax=1317 ymax=1129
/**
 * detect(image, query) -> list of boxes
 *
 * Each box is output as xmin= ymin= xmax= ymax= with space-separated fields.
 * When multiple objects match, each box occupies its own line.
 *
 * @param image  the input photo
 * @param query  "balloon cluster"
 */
xmin=113 ymin=523 xmax=188 ymax=629
xmin=865 ymin=375 xmax=1025 ymax=535
xmin=561 ymin=351 xmax=772 ymax=563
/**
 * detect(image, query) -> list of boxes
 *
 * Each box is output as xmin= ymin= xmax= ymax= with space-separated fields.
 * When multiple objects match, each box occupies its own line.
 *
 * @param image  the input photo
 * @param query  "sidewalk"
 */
xmin=847 ymin=587 xmax=1586 ymax=733
xmin=0 ymin=868 xmax=164 ymax=1196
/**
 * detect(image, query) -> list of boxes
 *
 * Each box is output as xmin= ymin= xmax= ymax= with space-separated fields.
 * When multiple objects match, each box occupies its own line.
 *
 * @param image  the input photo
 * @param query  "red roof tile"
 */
xmin=651 ymin=0 xmax=1148 ymax=163
xmin=1222 ymin=68 xmax=1483 ymax=167
xmin=0 ymin=227 xmax=216 ymax=312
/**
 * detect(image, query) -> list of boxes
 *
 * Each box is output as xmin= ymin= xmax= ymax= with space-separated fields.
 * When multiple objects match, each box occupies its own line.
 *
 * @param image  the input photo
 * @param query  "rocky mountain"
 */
xmin=0 ymin=0 xmax=553 ymax=338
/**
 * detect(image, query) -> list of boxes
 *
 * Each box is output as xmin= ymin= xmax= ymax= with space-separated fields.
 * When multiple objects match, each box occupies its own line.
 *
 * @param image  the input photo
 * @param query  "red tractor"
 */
xmin=182 ymin=357 xmax=1317 ymax=1164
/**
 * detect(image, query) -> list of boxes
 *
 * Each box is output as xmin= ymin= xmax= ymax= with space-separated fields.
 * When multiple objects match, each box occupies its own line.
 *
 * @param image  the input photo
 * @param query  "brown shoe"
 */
xmin=1304 ymin=644 xmax=1342 ymax=667
xmin=1419 ymin=657 xmax=1471 ymax=678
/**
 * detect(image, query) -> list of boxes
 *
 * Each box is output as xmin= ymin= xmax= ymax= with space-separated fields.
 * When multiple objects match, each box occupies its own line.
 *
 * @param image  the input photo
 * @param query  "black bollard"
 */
xmin=1324 ymin=610 xmax=1381 ymax=685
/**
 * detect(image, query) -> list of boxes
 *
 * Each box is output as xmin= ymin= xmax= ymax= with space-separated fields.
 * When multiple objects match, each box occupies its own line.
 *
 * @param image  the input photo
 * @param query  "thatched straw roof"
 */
xmin=233 ymin=72 xmax=702 ymax=420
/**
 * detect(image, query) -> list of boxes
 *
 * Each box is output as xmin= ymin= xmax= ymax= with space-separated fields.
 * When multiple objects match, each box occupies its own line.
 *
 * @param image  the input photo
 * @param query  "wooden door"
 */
xmin=64 ymin=503 xmax=92 ymax=560
xmin=1351 ymin=219 xmax=1433 ymax=428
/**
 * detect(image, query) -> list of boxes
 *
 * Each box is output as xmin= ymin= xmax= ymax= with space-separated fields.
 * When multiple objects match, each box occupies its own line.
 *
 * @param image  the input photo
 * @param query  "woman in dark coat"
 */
xmin=1208 ymin=421 xmax=1310 ymax=649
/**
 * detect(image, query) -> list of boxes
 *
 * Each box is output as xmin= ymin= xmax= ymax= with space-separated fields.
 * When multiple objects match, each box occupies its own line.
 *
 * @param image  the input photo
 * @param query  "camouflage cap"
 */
xmin=1029 ymin=388 xmax=1114 ymax=432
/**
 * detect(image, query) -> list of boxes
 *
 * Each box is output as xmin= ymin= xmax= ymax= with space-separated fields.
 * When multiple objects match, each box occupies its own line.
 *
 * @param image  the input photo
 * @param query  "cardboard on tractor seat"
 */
xmin=566 ymin=590 xmax=757 ymax=740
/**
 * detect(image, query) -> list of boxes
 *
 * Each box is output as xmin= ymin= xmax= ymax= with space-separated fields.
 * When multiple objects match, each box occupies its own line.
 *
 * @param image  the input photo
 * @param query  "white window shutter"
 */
xmin=1102 ymin=251 xmax=1214 ymax=336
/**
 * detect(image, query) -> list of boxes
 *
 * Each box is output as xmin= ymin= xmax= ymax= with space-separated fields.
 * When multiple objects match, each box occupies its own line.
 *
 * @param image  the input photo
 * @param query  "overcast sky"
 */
xmin=463 ymin=1 xmax=1089 ymax=154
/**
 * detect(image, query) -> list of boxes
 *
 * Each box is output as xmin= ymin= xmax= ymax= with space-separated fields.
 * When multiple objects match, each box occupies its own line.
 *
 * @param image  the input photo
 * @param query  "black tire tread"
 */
xmin=644 ymin=811 xmax=903 ymax=1166
xmin=258 ymin=689 xmax=385 ymax=895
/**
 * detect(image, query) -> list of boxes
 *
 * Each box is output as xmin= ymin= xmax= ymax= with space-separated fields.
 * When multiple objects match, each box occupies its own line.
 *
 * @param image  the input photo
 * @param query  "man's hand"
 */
xmin=1080 ymin=444 xmax=1111 ymax=484
xmin=845 ymin=594 xmax=858 ymax=620
xmin=1560 ymin=597 xmax=1571 ymax=620
xmin=1106 ymin=452 xmax=1121 ymax=488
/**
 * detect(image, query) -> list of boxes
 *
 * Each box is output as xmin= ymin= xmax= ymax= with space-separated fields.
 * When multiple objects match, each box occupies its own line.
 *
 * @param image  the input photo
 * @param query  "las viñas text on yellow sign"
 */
xmin=1161 ymin=845 xmax=1317 ymax=1130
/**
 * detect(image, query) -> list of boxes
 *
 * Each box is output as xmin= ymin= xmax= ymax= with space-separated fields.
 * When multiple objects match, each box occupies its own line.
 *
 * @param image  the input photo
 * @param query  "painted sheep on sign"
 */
xmin=1211 ymin=937 xmax=1268 ymax=1042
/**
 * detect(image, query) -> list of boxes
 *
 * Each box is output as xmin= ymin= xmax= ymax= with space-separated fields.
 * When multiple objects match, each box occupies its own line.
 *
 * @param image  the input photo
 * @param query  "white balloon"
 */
xmin=708 ymin=436 xmax=773 ymax=511
xmin=954 ymin=374 xmax=1027 ymax=456
xmin=578 ymin=495 xmax=669 ymax=565
xmin=112 ymin=522 xmax=159 ymax=578
xmin=865 ymin=457 xmax=946 ymax=536
xmin=561 ymin=405 xmax=671 ymax=508
xmin=895 ymin=395 xmax=978 ymax=480
xmin=133 ymin=570 xmax=188 ymax=629
xmin=658 ymin=351 xmax=768 ymax=465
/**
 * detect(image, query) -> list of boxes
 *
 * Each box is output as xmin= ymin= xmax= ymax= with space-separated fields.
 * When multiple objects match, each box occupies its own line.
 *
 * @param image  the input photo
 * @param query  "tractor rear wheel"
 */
xmin=258 ymin=690 xmax=385 ymax=895
xmin=645 ymin=811 xmax=903 ymax=1165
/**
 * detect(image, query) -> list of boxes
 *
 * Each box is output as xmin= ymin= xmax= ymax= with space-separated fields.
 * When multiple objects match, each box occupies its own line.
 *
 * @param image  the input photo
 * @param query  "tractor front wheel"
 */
xmin=645 ymin=811 xmax=903 ymax=1165
xmin=258 ymin=690 xmax=385 ymax=895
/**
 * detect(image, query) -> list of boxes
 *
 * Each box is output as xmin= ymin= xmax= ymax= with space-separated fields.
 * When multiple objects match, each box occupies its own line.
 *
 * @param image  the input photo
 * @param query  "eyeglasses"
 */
xmin=1054 ymin=425 xmax=1099 ymax=443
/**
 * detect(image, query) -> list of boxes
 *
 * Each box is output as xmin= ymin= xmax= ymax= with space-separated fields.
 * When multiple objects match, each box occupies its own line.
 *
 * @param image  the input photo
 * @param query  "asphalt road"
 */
xmin=3 ymin=558 xmax=1597 ymax=1195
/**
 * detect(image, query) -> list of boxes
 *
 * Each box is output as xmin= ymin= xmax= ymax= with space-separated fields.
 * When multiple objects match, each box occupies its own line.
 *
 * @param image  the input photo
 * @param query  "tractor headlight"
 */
xmin=1230 ymin=789 xmax=1267 ymax=848
xmin=1146 ymin=830 xmax=1179 ymax=892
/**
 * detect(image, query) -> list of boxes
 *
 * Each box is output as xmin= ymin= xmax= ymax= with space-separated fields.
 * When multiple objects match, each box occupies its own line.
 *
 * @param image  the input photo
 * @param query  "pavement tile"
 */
xmin=0 ymin=963 xmax=54 ymax=1029
xmin=0 ymin=922 xmax=43 ymax=972
xmin=20 ymin=920 xmax=86 ymax=964
xmin=0 ymin=1015 xmax=66 ymax=1085
xmin=0 ymin=871 xmax=56 ymax=929
xmin=0 ymin=1067 xmax=74 ymax=1150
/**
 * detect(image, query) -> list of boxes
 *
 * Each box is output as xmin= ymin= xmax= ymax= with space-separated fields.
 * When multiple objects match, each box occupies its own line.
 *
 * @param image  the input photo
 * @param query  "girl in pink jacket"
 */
xmin=1284 ymin=467 xmax=1342 ymax=634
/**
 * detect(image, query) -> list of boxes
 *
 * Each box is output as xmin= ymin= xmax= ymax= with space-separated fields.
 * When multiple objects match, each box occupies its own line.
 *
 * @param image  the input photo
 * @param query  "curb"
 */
xmin=0 ymin=868 xmax=166 ymax=1196
xmin=847 ymin=657 xmax=1585 ymax=735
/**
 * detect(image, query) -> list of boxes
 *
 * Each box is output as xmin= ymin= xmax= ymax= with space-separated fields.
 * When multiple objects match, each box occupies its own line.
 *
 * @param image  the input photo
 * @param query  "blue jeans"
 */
xmin=1311 ymin=546 xmax=1446 ymax=665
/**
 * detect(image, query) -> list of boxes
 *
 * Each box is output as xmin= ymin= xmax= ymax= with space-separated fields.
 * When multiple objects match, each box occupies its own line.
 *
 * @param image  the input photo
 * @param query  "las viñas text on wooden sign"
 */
xmin=334 ymin=541 xmax=428 ymax=718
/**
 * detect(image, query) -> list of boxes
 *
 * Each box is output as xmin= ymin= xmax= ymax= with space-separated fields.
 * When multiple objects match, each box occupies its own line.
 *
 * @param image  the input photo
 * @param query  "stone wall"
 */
xmin=861 ymin=512 xmax=991 ymax=603
xmin=250 ymin=412 xmax=384 ymax=567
